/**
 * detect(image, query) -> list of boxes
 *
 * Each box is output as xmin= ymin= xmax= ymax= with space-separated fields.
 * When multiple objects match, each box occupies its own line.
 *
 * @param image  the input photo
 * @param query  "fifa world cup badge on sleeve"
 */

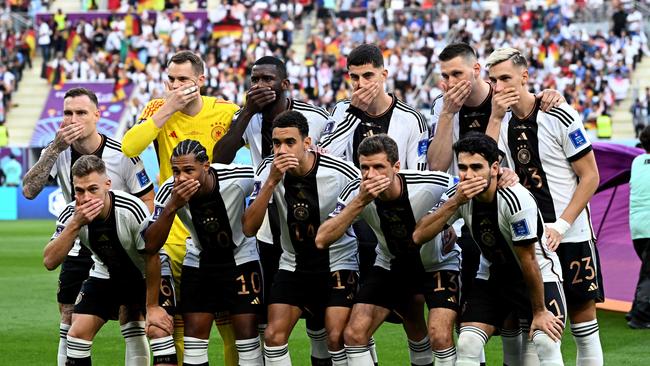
xmin=512 ymin=219 xmax=530 ymax=237
xmin=569 ymin=129 xmax=587 ymax=148
xmin=136 ymin=170 xmax=150 ymax=187
xmin=418 ymin=139 xmax=428 ymax=156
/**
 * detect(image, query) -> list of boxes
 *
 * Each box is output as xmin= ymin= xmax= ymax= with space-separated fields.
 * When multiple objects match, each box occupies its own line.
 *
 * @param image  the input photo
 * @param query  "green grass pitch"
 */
xmin=1 ymin=220 xmax=647 ymax=365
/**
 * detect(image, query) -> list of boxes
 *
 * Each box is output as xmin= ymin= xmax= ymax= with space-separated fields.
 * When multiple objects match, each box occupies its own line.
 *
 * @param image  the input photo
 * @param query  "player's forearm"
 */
xmin=315 ymin=199 xmax=364 ymax=249
xmin=561 ymin=169 xmax=599 ymax=225
xmin=144 ymin=206 xmax=176 ymax=254
xmin=515 ymin=244 xmax=546 ymax=314
xmin=22 ymin=144 xmax=60 ymax=199
xmin=212 ymin=110 xmax=253 ymax=163
xmin=427 ymin=112 xmax=454 ymax=171
xmin=121 ymin=117 xmax=160 ymax=157
xmin=413 ymin=198 xmax=459 ymax=245
xmin=43 ymin=223 xmax=81 ymax=270
xmin=242 ymin=182 xmax=275 ymax=237
xmin=139 ymin=191 xmax=155 ymax=213
xmin=145 ymin=252 xmax=162 ymax=307
xmin=485 ymin=115 xmax=502 ymax=143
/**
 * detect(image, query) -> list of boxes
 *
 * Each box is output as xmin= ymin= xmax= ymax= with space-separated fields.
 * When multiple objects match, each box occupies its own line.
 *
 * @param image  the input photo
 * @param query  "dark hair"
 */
xmin=169 ymin=51 xmax=204 ymax=75
xmin=453 ymin=132 xmax=501 ymax=166
xmin=358 ymin=134 xmax=399 ymax=164
xmin=640 ymin=125 xmax=650 ymax=152
xmin=64 ymin=87 xmax=99 ymax=108
xmin=272 ymin=111 xmax=309 ymax=138
xmin=71 ymin=155 xmax=106 ymax=178
xmin=347 ymin=44 xmax=384 ymax=69
xmin=253 ymin=56 xmax=288 ymax=79
xmin=439 ymin=43 xmax=478 ymax=63
xmin=171 ymin=139 xmax=209 ymax=163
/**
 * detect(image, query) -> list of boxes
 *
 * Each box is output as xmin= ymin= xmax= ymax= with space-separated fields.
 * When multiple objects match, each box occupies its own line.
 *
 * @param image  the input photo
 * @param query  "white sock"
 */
xmin=345 ymin=344 xmax=373 ymax=366
xmin=120 ymin=321 xmax=149 ymax=366
xmin=264 ymin=343 xmax=291 ymax=365
xmin=66 ymin=335 xmax=92 ymax=360
xmin=456 ymin=326 xmax=488 ymax=366
xmin=433 ymin=346 xmax=457 ymax=366
xmin=532 ymin=331 xmax=564 ymax=366
xmin=58 ymin=323 xmax=70 ymax=366
xmin=150 ymin=335 xmax=177 ymax=365
xmin=330 ymin=348 xmax=347 ymax=366
xmin=368 ymin=337 xmax=378 ymax=365
xmin=236 ymin=336 xmax=263 ymax=365
xmin=502 ymin=328 xmax=523 ymax=365
xmin=408 ymin=336 xmax=433 ymax=365
xmin=571 ymin=320 xmax=603 ymax=366
xmin=521 ymin=329 xmax=540 ymax=366
xmin=184 ymin=337 xmax=209 ymax=365
xmin=307 ymin=327 xmax=331 ymax=361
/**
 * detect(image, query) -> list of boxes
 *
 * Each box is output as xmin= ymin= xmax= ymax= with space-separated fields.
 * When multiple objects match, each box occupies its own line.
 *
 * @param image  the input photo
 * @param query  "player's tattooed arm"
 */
xmin=22 ymin=146 xmax=59 ymax=199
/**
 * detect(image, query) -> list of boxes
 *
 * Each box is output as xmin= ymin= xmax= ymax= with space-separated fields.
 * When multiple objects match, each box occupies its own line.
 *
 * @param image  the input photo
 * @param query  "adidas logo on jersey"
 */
xmin=169 ymin=131 xmax=178 ymax=138
xmin=588 ymin=283 xmax=599 ymax=292
xmin=447 ymin=295 xmax=457 ymax=304
xmin=469 ymin=120 xmax=481 ymax=128
xmin=518 ymin=132 xmax=528 ymax=141
xmin=251 ymin=297 xmax=260 ymax=305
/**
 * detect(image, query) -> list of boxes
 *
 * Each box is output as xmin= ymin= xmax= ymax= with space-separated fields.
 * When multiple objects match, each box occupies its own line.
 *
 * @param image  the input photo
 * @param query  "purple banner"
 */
xmin=30 ymin=81 xmax=133 ymax=147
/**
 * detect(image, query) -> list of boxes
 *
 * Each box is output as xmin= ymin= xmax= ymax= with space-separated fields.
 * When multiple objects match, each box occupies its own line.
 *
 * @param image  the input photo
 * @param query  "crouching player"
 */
xmin=413 ymin=133 xmax=566 ymax=366
xmin=43 ymin=155 xmax=150 ymax=365
xmin=144 ymin=139 xmax=263 ymax=365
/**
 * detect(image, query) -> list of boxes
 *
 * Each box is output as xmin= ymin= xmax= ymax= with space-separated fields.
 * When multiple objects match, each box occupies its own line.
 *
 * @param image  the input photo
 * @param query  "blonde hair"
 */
xmin=485 ymin=48 xmax=528 ymax=69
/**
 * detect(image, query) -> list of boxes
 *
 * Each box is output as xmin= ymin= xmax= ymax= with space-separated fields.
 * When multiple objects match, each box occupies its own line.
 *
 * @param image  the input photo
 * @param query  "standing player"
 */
xmin=316 ymin=135 xmax=461 ymax=366
xmin=213 ymin=56 xmax=336 ymax=366
xmin=121 ymin=50 xmax=240 ymax=365
xmin=242 ymin=111 xmax=359 ymax=366
xmin=22 ymin=87 xmax=154 ymax=366
xmin=413 ymin=133 xmax=566 ymax=366
xmin=486 ymin=48 xmax=602 ymax=365
xmin=428 ymin=42 xmax=563 ymax=364
xmin=144 ymin=140 xmax=263 ymax=365
xmin=43 ymin=156 xmax=151 ymax=366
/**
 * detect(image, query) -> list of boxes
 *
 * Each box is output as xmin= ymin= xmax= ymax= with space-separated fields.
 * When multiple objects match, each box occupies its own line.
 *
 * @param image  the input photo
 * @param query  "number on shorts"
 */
xmin=433 ymin=272 xmax=458 ymax=292
xmin=332 ymin=271 xmax=346 ymax=290
xmin=237 ymin=272 xmax=262 ymax=295
xmin=160 ymin=277 xmax=173 ymax=297
xmin=548 ymin=299 xmax=564 ymax=319
xmin=569 ymin=256 xmax=596 ymax=285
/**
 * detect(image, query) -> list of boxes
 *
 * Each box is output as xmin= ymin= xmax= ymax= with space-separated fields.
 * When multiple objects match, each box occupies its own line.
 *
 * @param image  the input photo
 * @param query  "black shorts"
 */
xmin=458 ymin=225 xmax=481 ymax=305
xmin=159 ymin=253 xmax=177 ymax=316
xmin=57 ymin=253 xmax=94 ymax=304
xmin=460 ymin=278 xmax=566 ymax=328
xmin=181 ymin=261 xmax=263 ymax=315
xmin=269 ymin=269 xmax=358 ymax=316
xmin=258 ymin=240 xmax=282 ymax=305
xmin=556 ymin=240 xmax=605 ymax=304
xmin=74 ymin=276 xmax=146 ymax=322
xmin=356 ymin=266 xmax=460 ymax=312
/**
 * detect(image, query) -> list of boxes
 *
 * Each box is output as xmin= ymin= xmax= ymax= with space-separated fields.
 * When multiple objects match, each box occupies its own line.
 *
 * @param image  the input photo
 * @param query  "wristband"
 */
xmin=548 ymin=218 xmax=571 ymax=236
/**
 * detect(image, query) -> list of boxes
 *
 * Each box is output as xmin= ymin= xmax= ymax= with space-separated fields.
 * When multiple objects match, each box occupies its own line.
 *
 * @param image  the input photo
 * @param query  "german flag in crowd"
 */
xmin=65 ymin=30 xmax=82 ymax=61
xmin=212 ymin=14 xmax=242 ymax=40
xmin=24 ymin=29 xmax=36 ymax=59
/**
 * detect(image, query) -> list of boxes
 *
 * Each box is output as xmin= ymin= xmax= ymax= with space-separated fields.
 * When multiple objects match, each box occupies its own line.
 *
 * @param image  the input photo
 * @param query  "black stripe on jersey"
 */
xmin=216 ymin=166 xmax=255 ymax=179
xmin=255 ymin=156 xmax=274 ymax=176
xmin=339 ymin=178 xmax=361 ymax=201
xmin=331 ymin=99 xmax=350 ymax=116
xmin=319 ymin=155 xmax=359 ymax=180
xmin=58 ymin=205 xmax=75 ymax=223
xmin=218 ymin=173 xmax=255 ymax=182
xmin=430 ymin=93 xmax=443 ymax=116
xmin=417 ymin=162 xmax=427 ymax=171
xmin=105 ymin=138 xmax=141 ymax=164
xmin=292 ymin=100 xmax=330 ymax=120
xmin=114 ymin=195 xmax=148 ymax=222
xmin=319 ymin=110 xmax=360 ymax=147
xmin=546 ymin=109 xmax=572 ymax=128
xmin=156 ymin=182 xmax=174 ymax=204
xmin=401 ymin=172 xmax=449 ymax=186
xmin=498 ymin=187 xmax=522 ymax=215
xmin=567 ymin=144 xmax=593 ymax=163
xmin=552 ymin=105 xmax=576 ymax=125
xmin=445 ymin=185 xmax=457 ymax=198
xmin=395 ymin=100 xmax=427 ymax=134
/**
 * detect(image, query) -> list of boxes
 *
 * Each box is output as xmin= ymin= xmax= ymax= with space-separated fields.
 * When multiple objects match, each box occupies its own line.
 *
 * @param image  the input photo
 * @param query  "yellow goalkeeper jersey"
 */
xmin=122 ymin=95 xmax=239 ymax=247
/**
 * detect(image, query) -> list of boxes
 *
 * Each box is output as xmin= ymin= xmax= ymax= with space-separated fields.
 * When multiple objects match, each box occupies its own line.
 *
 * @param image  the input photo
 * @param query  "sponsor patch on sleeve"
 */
xmin=136 ymin=170 xmax=151 ymax=187
xmin=512 ymin=219 xmax=530 ymax=237
xmin=418 ymin=139 xmax=428 ymax=156
xmin=323 ymin=121 xmax=335 ymax=134
xmin=568 ymin=129 xmax=587 ymax=149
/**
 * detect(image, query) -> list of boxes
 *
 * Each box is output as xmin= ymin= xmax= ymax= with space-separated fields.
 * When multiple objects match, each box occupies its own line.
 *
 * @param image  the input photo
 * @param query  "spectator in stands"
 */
xmin=2 ymin=153 xmax=21 ymax=186
xmin=628 ymin=125 xmax=650 ymax=329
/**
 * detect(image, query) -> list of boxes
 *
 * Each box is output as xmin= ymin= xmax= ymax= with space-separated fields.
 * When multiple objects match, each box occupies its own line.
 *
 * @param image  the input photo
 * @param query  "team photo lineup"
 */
xmin=12 ymin=1 xmax=650 ymax=365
